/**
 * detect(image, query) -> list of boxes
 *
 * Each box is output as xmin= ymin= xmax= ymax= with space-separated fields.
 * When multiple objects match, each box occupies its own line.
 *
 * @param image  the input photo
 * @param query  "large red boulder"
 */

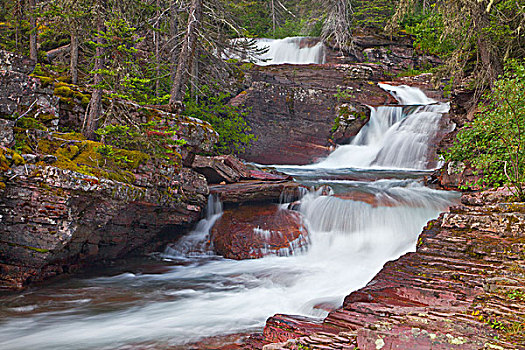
xmin=210 ymin=204 xmax=308 ymax=259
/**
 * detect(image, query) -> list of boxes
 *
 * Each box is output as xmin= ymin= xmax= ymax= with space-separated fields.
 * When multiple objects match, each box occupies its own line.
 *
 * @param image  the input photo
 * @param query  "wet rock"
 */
xmin=235 ymin=64 xmax=389 ymax=165
xmin=248 ymin=169 xmax=292 ymax=181
xmin=0 ymin=162 xmax=206 ymax=291
xmin=192 ymin=154 xmax=249 ymax=184
xmin=263 ymin=314 xmax=339 ymax=344
xmin=331 ymin=103 xmax=370 ymax=144
xmin=210 ymin=204 xmax=308 ymax=259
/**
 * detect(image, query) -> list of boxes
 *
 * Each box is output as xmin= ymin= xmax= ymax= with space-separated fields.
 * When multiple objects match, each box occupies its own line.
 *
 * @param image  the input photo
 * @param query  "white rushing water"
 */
xmin=304 ymin=84 xmax=450 ymax=170
xmin=0 ymin=84 xmax=458 ymax=349
xmin=235 ymin=37 xmax=326 ymax=66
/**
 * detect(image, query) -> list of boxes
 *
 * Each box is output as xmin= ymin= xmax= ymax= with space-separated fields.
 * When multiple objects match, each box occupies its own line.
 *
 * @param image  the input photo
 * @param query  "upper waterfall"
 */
xmin=240 ymin=37 xmax=326 ymax=66
xmin=304 ymin=84 xmax=449 ymax=170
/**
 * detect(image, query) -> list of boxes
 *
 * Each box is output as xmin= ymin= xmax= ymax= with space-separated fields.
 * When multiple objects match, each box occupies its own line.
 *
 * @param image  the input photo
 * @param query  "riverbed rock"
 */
xmin=210 ymin=204 xmax=309 ymax=259
xmin=253 ymin=188 xmax=525 ymax=349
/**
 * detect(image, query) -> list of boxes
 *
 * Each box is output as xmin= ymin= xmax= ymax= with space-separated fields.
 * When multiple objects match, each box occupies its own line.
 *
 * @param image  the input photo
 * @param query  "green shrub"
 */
xmin=444 ymin=59 xmax=525 ymax=200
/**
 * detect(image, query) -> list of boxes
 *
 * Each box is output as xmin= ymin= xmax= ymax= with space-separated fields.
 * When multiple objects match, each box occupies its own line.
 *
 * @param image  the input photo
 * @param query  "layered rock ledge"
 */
xmin=250 ymin=189 xmax=525 ymax=349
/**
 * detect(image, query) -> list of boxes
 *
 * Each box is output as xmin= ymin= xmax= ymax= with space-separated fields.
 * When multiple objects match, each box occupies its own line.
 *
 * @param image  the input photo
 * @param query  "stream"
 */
xmin=0 ymin=83 xmax=458 ymax=349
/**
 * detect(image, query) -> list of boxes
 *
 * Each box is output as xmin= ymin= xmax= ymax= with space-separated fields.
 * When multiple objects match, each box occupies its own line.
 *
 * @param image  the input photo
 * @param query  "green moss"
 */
xmin=15 ymin=116 xmax=47 ymax=131
xmin=26 ymin=246 xmax=50 ymax=253
xmin=0 ymin=147 xmax=25 ymax=173
xmin=81 ymin=96 xmax=90 ymax=107
xmin=57 ymin=76 xmax=71 ymax=83
xmin=37 ymin=113 xmax=57 ymax=122
xmin=6 ymin=242 xmax=49 ymax=253
xmin=54 ymin=85 xmax=74 ymax=98
xmin=37 ymin=134 xmax=150 ymax=184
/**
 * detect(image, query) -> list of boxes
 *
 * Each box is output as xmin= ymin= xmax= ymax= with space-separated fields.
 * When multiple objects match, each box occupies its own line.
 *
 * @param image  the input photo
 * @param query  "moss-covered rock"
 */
xmin=37 ymin=133 xmax=150 ymax=184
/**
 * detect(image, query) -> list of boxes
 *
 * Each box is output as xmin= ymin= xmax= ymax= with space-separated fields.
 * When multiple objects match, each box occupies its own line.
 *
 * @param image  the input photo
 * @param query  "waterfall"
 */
xmin=307 ymin=84 xmax=449 ymax=170
xmin=235 ymin=37 xmax=326 ymax=66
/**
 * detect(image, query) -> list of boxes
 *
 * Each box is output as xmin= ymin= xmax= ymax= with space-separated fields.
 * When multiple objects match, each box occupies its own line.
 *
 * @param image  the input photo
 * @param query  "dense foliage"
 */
xmin=445 ymin=60 xmax=525 ymax=199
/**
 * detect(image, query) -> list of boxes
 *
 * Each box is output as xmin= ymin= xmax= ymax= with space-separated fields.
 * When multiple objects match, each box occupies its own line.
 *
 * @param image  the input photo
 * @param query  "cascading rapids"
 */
xmin=0 ymin=83 xmax=459 ymax=350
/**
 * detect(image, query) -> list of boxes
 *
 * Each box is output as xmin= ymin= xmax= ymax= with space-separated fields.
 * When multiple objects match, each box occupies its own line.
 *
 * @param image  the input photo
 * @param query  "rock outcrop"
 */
xmin=233 ymin=31 xmax=444 ymax=166
xmin=0 ymin=164 xmax=206 ymax=290
xmin=253 ymin=188 xmax=525 ymax=349
xmin=192 ymin=154 xmax=250 ymax=184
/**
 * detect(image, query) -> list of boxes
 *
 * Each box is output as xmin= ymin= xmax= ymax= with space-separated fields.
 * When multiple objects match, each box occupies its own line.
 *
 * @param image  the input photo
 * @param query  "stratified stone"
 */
xmin=192 ymin=154 xmax=249 ymax=184
xmin=210 ymin=204 xmax=308 ymax=259
xmin=0 ymin=164 xmax=206 ymax=291
xmin=209 ymin=180 xmax=303 ymax=205
xmin=234 ymin=64 xmax=386 ymax=165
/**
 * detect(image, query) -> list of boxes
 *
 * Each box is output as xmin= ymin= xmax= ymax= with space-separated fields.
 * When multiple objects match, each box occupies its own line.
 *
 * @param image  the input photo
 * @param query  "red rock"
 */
xmin=235 ymin=64 xmax=386 ymax=165
xmin=210 ymin=204 xmax=308 ymax=260
xmin=248 ymin=170 xmax=292 ymax=181
xmin=263 ymin=314 xmax=339 ymax=344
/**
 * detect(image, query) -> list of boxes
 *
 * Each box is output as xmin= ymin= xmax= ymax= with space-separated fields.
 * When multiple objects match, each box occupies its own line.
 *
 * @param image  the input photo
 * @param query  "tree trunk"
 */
xmin=70 ymin=28 xmax=79 ymax=84
xmin=271 ymin=0 xmax=276 ymax=36
xmin=28 ymin=0 xmax=37 ymax=61
xmin=155 ymin=0 xmax=160 ymax=98
xmin=83 ymin=0 xmax=106 ymax=139
xmin=169 ymin=0 xmax=179 ymax=82
xmin=191 ymin=54 xmax=198 ymax=101
xmin=169 ymin=0 xmax=202 ymax=109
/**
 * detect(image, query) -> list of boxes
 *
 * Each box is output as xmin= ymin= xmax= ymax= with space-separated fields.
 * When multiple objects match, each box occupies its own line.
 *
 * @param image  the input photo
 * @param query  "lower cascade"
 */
xmin=0 ymin=84 xmax=459 ymax=349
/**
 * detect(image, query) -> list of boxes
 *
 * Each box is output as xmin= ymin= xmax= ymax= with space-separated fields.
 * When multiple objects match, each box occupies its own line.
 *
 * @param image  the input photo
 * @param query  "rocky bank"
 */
xmin=0 ymin=51 xmax=302 ymax=290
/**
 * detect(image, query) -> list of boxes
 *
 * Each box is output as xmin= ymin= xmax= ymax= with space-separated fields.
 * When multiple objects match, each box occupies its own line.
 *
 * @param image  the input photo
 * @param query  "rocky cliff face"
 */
xmin=253 ymin=188 xmax=525 ymax=350
xmin=232 ymin=64 xmax=388 ymax=165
